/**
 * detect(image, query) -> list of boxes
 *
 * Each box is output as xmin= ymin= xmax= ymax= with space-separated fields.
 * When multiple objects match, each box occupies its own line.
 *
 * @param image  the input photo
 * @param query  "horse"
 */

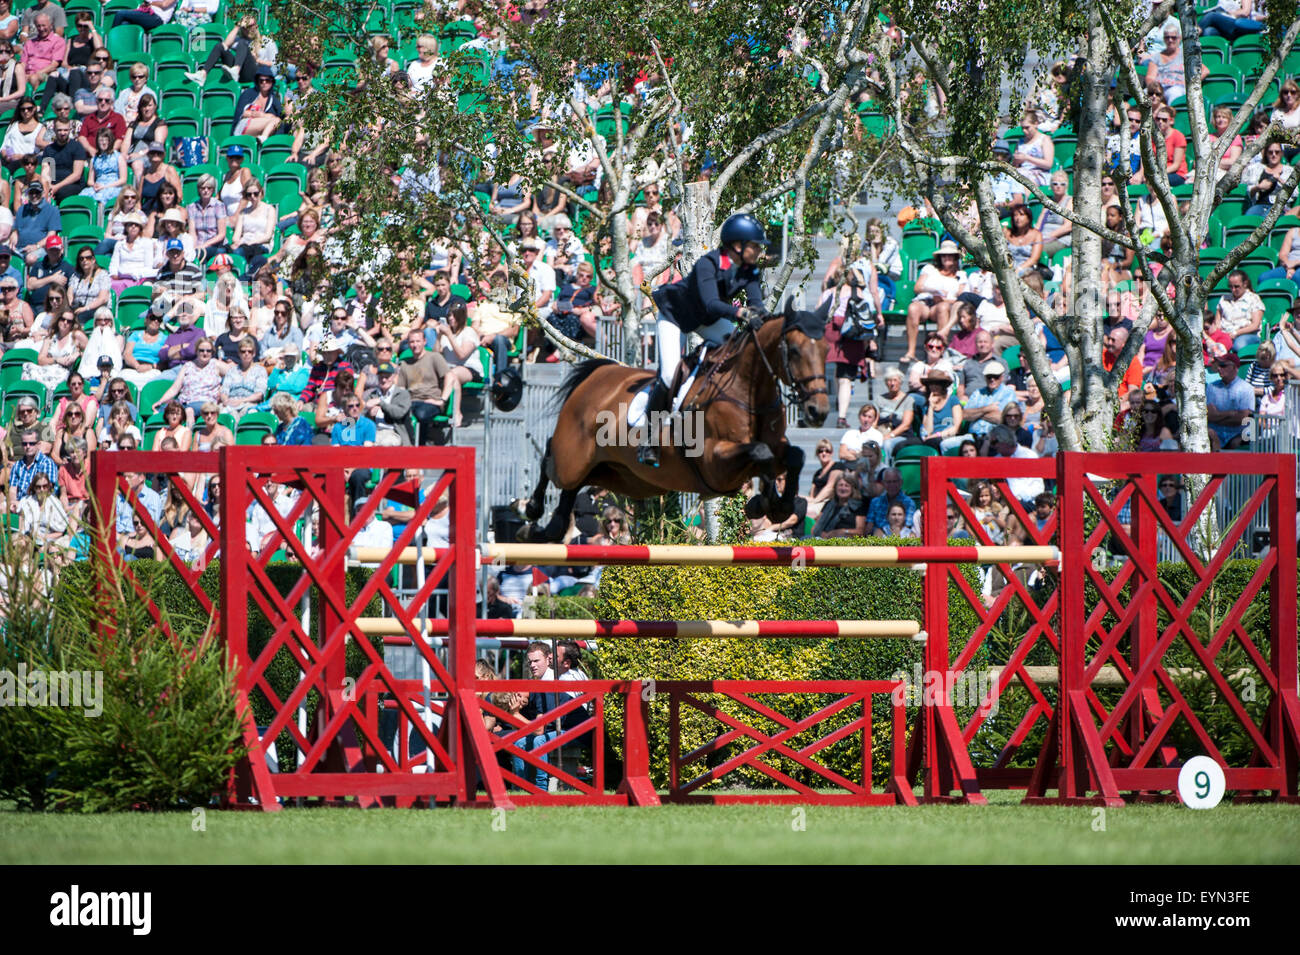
xmin=521 ymin=298 xmax=831 ymax=541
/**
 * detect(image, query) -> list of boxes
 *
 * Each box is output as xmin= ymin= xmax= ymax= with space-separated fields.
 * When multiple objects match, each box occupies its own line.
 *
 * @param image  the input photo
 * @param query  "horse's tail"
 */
xmin=554 ymin=358 xmax=619 ymax=411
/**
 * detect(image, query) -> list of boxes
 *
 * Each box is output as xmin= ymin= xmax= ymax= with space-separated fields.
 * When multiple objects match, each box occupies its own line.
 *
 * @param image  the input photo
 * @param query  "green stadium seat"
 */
xmin=1222 ymin=214 xmax=1265 ymax=246
xmin=259 ymin=134 xmax=295 ymax=169
xmin=1203 ymin=71 xmax=1241 ymax=103
xmin=106 ymin=24 xmax=147 ymax=61
xmin=160 ymin=85 xmax=198 ymax=114
xmin=137 ymin=378 xmax=172 ymax=417
xmin=57 ymin=194 xmax=100 ymax=231
xmin=147 ymin=23 xmax=190 ymax=57
xmin=1200 ymin=36 xmax=1229 ymax=70
xmin=0 ymin=347 xmax=38 ymax=370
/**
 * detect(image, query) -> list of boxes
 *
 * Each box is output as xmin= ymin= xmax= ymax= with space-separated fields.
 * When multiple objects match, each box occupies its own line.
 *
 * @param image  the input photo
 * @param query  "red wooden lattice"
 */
xmin=913 ymin=456 xmax=1061 ymax=803
xmin=1039 ymin=452 xmax=1300 ymax=805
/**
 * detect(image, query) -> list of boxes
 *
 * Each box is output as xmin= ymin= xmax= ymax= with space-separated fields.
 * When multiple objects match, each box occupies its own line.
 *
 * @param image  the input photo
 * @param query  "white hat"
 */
xmin=983 ymin=360 xmax=1007 ymax=377
xmin=319 ymin=336 xmax=344 ymax=353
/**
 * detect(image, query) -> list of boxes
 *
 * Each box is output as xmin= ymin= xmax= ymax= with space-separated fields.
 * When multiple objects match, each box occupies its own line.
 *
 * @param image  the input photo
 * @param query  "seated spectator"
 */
xmin=93 ymin=378 xmax=137 ymax=428
xmin=1245 ymin=341 xmax=1276 ymax=399
xmin=1206 ymin=352 xmax=1255 ymax=449
xmin=8 ymin=421 xmax=57 ymax=493
xmin=811 ymin=473 xmax=865 ymax=538
xmin=97 ymin=399 xmax=142 ymax=451
xmin=908 ymin=333 xmax=956 ymax=394
xmin=430 ymin=303 xmax=483 ymax=429
xmin=1145 ymin=25 xmax=1206 ymax=104
xmin=397 ymin=327 xmax=450 ymax=445
xmin=1202 ymin=309 xmax=1233 ymax=367
xmin=14 ymin=179 xmax=61 ymax=266
xmin=805 ymin=438 xmax=846 ymax=521
xmin=863 ymin=467 xmax=915 ymax=536
xmin=945 ymin=502 xmax=972 ymax=540
xmin=52 ymin=371 xmax=98 ymax=428
xmin=986 ymin=425 xmax=1044 ymax=507
xmin=76 ymin=85 xmax=126 ymax=158
xmin=876 ymin=500 xmax=917 ymax=539
xmin=749 ymin=473 xmax=805 ymax=541
xmin=156 ymin=400 xmax=192 ymax=451
xmin=262 ymin=348 xmax=308 ymax=407
xmin=158 ymin=338 xmax=225 ymax=425
xmin=365 ymin=360 xmax=413 ymax=445
xmin=51 ymin=400 xmax=97 ymax=464
xmin=271 ymin=390 xmax=312 ymax=445
xmin=1000 ymin=401 xmax=1032 ymax=447
xmin=204 ymin=261 xmax=249 ymax=339
xmin=69 ymin=247 xmax=111 ymax=325
xmin=260 ymin=298 xmax=304 ymax=354
xmin=17 ymin=469 xmax=72 ymax=563
xmin=838 ymin=402 xmax=884 ymax=461
xmin=875 ymin=367 xmax=915 ymax=460
xmin=214 ymin=306 xmax=259 ymax=363
xmin=191 ymin=402 xmax=234 ymax=451
xmin=25 ymin=309 xmax=84 ymax=389
xmin=313 ymin=365 xmax=358 ymax=443
xmin=169 ymin=508 xmax=212 ymax=569
xmin=41 ymin=117 xmax=87 ymax=203
xmin=1259 ymin=365 xmax=1288 ymax=418
xmin=967 ymin=480 xmax=1008 ymax=543
xmin=231 ymin=177 xmax=276 ymax=277
xmin=1102 ymin=326 xmax=1144 ymax=401
xmin=57 ymin=434 xmax=89 ymax=523
xmin=1244 ymin=143 xmax=1294 ymax=217
xmin=119 ymin=512 xmax=160 ymax=561
xmin=220 ymin=338 xmax=267 ymax=418
xmin=1216 ymin=271 xmax=1264 ymax=353
xmin=121 ymin=308 xmax=166 ymax=386
xmin=107 ymin=211 xmax=156 ymax=291
xmin=298 ymin=336 xmax=354 ymax=409
xmin=187 ymin=175 xmax=228 ymax=262
xmin=913 ymin=367 xmax=965 ymax=453
xmin=963 ymin=360 xmax=1014 ymax=441
xmin=231 ymin=66 xmax=282 ymax=142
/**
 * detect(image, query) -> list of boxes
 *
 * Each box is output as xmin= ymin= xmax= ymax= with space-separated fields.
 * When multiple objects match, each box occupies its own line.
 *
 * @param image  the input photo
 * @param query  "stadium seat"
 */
xmin=148 ymin=23 xmax=190 ymax=58
xmin=106 ymin=24 xmax=147 ymax=61
xmin=1222 ymin=214 xmax=1265 ymax=246
xmin=138 ymin=378 xmax=172 ymax=416
xmin=2 ymin=381 xmax=49 ymax=419
xmin=57 ymin=195 xmax=101 ymax=232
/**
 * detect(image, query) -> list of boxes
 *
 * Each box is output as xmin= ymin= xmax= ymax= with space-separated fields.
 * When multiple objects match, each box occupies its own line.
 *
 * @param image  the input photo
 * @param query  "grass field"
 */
xmin=3 ymin=792 xmax=1298 ymax=864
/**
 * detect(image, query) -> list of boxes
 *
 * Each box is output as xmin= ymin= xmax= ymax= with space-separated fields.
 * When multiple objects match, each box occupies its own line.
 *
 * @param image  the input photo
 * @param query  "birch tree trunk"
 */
xmin=1070 ymin=14 xmax=1116 ymax=450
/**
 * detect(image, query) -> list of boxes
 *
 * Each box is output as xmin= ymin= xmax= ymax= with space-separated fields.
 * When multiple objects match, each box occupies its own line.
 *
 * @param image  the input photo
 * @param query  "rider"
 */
xmin=639 ymin=212 xmax=769 ymax=465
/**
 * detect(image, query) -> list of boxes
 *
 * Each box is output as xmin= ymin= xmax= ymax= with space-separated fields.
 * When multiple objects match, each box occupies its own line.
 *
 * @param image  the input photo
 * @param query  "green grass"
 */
xmin=3 ymin=792 xmax=1297 ymax=864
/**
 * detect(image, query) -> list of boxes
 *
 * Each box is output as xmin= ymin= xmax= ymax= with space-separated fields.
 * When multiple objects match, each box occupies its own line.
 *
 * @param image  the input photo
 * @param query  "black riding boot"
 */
xmin=637 ymin=379 xmax=672 ymax=466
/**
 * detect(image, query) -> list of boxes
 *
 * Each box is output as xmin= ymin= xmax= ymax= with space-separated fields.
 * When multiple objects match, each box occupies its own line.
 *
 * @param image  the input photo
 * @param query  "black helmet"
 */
xmin=720 ymin=213 xmax=767 ymax=247
xmin=491 ymin=366 xmax=523 ymax=412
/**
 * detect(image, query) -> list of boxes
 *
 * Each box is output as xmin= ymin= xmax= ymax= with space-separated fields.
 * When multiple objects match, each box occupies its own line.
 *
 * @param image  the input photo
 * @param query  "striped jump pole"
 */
xmin=350 ymin=543 xmax=1060 ymax=567
xmin=357 ymin=617 xmax=925 ymax=640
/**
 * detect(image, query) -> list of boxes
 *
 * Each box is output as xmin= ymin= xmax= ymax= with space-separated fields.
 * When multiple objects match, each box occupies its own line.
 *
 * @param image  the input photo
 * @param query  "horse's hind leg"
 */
xmin=524 ymin=438 xmax=553 ymax=522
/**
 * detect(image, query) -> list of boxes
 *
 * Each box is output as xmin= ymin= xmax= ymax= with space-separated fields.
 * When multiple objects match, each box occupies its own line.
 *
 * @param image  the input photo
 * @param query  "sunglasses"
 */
xmin=21 ymin=440 xmax=37 ymax=447
xmin=197 ymin=348 xmax=213 ymax=354
xmin=273 ymin=308 xmax=288 ymax=314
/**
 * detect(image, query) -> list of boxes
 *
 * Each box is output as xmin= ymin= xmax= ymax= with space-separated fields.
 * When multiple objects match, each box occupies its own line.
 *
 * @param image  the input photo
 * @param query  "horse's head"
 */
xmin=776 ymin=297 xmax=831 ymax=426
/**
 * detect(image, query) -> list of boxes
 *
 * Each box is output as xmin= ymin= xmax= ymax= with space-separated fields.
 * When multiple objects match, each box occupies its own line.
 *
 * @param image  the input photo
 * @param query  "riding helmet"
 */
xmin=720 ymin=213 xmax=768 ymax=248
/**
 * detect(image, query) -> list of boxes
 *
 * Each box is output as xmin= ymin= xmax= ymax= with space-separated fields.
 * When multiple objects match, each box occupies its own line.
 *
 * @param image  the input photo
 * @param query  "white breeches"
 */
xmin=656 ymin=317 xmax=733 ymax=387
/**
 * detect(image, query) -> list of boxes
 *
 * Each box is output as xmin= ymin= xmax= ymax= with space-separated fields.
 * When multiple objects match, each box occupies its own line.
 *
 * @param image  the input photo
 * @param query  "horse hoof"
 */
xmin=744 ymin=495 xmax=767 ymax=520
xmin=747 ymin=444 xmax=775 ymax=464
xmin=516 ymin=522 xmax=540 ymax=542
xmin=524 ymin=501 xmax=544 ymax=522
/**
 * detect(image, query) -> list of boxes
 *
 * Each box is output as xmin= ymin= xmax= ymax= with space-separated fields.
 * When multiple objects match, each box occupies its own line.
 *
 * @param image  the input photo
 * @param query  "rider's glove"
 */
xmin=737 ymin=307 xmax=765 ymax=332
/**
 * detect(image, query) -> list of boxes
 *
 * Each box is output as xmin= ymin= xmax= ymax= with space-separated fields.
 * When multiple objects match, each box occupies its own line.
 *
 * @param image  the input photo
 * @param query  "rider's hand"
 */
xmin=738 ymin=307 xmax=765 ymax=331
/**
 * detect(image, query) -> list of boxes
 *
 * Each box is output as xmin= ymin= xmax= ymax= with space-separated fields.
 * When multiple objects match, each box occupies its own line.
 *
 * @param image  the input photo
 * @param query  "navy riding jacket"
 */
xmin=652 ymin=249 xmax=764 ymax=333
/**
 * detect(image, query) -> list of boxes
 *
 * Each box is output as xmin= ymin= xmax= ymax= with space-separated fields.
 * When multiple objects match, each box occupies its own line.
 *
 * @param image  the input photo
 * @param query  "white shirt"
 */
xmin=839 ymin=426 xmax=884 ymax=457
xmin=109 ymin=236 xmax=158 ymax=281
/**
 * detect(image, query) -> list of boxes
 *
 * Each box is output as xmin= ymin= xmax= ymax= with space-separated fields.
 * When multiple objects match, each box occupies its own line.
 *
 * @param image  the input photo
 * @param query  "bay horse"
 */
xmin=521 ymin=299 xmax=831 ymax=541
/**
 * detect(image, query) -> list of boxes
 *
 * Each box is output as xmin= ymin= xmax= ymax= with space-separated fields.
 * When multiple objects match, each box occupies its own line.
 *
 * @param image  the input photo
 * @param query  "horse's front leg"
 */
xmin=765 ymin=443 xmax=805 ymax=524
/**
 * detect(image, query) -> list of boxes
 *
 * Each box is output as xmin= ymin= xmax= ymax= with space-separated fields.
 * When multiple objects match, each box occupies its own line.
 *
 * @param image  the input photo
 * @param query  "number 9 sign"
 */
xmin=1177 ymin=755 xmax=1225 ymax=809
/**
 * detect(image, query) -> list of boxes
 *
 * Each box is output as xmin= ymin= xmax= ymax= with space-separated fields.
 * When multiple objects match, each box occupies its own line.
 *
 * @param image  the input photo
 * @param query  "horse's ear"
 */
xmin=782 ymin=295 xmax=828 ymax=340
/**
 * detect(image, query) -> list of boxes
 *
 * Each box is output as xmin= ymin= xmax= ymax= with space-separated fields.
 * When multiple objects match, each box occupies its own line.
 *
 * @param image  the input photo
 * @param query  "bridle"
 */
xmin=751 ymin=321 xmax=829 ymax=406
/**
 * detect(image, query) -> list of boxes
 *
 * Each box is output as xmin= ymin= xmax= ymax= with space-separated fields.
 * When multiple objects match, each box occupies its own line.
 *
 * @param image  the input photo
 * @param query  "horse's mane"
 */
xmin=555 ymin=357 xmax=619 ymax=410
